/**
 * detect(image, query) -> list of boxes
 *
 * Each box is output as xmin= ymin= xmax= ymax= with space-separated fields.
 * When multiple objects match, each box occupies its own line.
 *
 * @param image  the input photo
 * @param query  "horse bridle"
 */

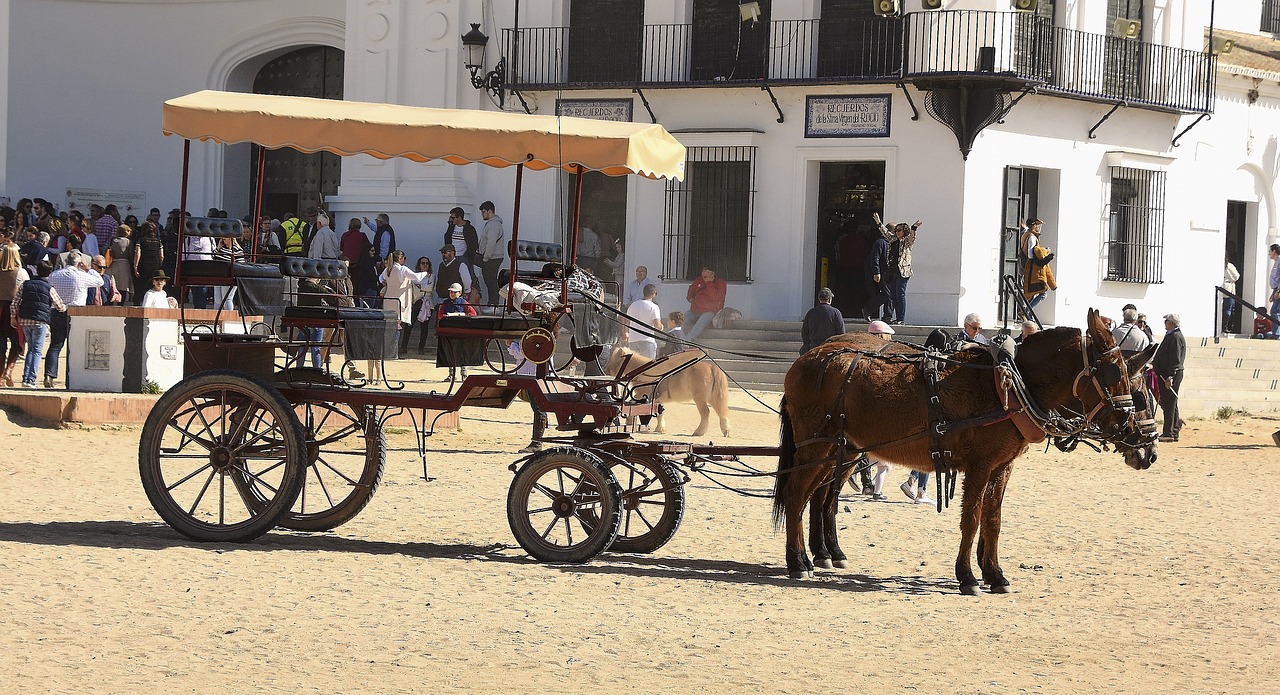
xmin=1069 ymin=331 xmax=1141 ymax=440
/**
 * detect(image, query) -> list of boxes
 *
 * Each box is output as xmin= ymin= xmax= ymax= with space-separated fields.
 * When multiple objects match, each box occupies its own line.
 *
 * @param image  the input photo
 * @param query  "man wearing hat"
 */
xmin=140 ymin=270 xmax=172 ymax=309
xmin=434 ymin=244 xmax=472 ymax=303
xmin=435 ymin=281 xmax=477 ymax=382
xmin=1152 ymin=312 xmax=1186 ymax=442
xmin=801 ymin=287 xmax=846 ymax=353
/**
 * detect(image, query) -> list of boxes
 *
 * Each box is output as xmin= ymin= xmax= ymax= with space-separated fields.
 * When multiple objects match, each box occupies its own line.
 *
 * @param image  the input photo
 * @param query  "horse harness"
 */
xmin=794 ymin=330 xmax=1138 ymax=512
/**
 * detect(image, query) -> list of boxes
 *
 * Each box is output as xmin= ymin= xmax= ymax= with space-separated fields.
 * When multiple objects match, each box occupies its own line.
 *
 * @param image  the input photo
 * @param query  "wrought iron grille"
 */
xmin=1105 ymin=166 xmax=1165 ymax=284
xmin=1265 ymin=0 xmax=1280 ymax=33
xmin=662 ymin=146 xmax=757 ymax=282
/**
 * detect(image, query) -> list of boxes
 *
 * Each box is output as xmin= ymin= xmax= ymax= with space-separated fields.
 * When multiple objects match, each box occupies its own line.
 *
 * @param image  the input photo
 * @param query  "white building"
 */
xmin=1 ymin=0 xmax=1277 ymax=336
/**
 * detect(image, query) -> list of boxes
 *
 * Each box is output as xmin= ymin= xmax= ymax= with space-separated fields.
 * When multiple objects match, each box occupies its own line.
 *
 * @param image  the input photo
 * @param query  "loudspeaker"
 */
xmin=1012 ymin=0 xmax=1038 ymax=11
xmin=873 ymin=0 xmax=900 ymax=17
xmin=922 ymin=0 xmax=945 ymax=10
xmin=1112 ymin=18 xmax=1141 ymax=39
xmin=1210 ymin=36 xmax=1234 ymax=55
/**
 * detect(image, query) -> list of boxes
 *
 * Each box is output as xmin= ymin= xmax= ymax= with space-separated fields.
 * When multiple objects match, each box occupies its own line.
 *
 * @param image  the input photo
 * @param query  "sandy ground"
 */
xmin=1 ymin=360 xmax=1278 ymax=694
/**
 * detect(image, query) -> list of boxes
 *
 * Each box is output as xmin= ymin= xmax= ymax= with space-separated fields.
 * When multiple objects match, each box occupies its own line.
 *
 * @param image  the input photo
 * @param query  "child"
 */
xmin=437 ymin=282 xmax=477 ymax=381
xmin=11 ymin=260 xmax=65 ymax=388
xmin=658 ymin=311 xmax=686 ymax=358
xmin=140 ymin=270 xmax=173 ymax=309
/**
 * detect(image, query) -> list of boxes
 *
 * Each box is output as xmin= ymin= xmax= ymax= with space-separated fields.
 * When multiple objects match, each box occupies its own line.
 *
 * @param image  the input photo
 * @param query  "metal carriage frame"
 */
xmin=139 ymin=90 xmax=778 ymax=563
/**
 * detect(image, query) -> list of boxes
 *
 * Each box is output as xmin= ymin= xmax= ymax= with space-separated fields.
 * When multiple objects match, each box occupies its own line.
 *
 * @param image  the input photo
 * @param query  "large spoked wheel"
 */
xmin=138 ymin=369 xmax=306 ymax=542
xmin=506 ymin=447 xmax=622 ymax=563
xmin=608 ymin=454 xmax=686 ymax=554
xmin=278 ymin=401 xmax=386 ymax=531
xmin=272 ymin=369 xmax=387 ymax=532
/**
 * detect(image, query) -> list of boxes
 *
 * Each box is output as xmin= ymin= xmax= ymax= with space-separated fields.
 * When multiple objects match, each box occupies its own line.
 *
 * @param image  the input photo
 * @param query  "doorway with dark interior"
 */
xmin=815 ymin=161 xmax=886 ymax=318
xmin=1224 ymin=201 xmax=1247 ymax=334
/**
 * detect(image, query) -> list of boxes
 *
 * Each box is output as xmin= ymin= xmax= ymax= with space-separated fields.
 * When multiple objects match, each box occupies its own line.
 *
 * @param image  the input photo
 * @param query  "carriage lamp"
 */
xmin=461 ymin=23 xmax=506 ymax=108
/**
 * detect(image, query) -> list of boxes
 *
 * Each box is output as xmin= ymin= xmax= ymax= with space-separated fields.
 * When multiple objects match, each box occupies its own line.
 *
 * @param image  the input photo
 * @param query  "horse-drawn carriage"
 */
xmin=139 ymin=90 xmax=777 ymax=564
xmin=140 ymin=91 xmax=1159 ymax=593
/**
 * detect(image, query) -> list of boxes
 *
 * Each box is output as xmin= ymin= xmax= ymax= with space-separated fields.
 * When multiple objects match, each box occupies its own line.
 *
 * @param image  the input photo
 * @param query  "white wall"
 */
xmin=3 ymin=0 xmax=344 ymax=216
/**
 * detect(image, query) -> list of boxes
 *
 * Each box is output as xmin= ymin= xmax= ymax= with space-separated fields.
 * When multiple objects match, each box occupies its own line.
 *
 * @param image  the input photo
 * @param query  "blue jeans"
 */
xmin=22 ymin=323 xmax=47 ymax=386
xmin=1271 ymin=298 xmax=1280 ymax=337
xmin=44 ymin=311 xmax=69 ymax=379
xmin=1027 ymin=292 xmax=1046 ymax=310
xmin=910 ymin=469 xmax=929 ymax=491
xmin=686 ymin=311 xmax=715 ymax=341
xmin=292 ymin=327 xmax=323 ymax=368
xmin=890 ymin=274 xmax=909 ymax=323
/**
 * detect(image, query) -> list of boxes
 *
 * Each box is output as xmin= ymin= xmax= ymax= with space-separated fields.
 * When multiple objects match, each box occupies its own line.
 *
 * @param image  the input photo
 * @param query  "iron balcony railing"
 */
xmin=503 ymin=10 xmax=1214 ymax=114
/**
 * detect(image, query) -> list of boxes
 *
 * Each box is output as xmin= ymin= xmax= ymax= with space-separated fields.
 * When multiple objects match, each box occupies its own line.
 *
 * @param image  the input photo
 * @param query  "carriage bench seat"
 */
xmin=184 ymin=216 xmax=244 ymax=238
xmin=181 ymin=259 xmax=283 ymax=279
xmin=280 ymin=257 xmax=348 ymax=279
xmin=282 ymin=305 xmax=387 ymax=322
xmin=436 ymin=313 xmax=542 ymax=340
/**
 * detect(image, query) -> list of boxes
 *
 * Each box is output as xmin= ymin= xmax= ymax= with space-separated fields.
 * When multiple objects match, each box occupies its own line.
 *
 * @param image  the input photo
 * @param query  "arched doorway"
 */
xmin=250 ymin=46 xmax=344 ymax=219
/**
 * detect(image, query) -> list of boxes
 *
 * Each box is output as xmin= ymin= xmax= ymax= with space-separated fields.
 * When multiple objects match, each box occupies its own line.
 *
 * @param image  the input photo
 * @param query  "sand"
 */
xmin=1 ymin=371 xmax=1277 ymax=694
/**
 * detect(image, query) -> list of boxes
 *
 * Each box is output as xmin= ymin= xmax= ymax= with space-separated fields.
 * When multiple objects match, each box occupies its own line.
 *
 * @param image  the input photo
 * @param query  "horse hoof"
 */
xmin=832 ymin=559 xmax=848 ymax=569
xmin=959 ymin=584 xmax=982 ymax=596
xmin=814 ymin=558 xmax=833 ymax=570
xmin=988 ymin=584 xmax=1011 ymax=594
xmin=789 ymin=570 xmax=808 ymax=580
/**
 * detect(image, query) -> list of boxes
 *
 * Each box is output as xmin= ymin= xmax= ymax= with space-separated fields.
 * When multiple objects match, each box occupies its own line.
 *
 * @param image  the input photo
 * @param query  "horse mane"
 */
xmin=1014 ymin=326 xmax=1084 ymax=412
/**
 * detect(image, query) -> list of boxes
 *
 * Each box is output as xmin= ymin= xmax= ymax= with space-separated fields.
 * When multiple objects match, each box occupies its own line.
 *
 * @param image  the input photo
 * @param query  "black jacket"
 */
xmin=801 ymin=303 xmax=847 ymax=353
xmin=1151 ymin=327 xmax=1186 ymax=376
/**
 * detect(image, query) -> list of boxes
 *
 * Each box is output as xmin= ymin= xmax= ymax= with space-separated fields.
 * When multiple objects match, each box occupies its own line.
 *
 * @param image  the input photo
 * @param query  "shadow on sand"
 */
xmin=0 ymin=519 xmax=953 ymax=594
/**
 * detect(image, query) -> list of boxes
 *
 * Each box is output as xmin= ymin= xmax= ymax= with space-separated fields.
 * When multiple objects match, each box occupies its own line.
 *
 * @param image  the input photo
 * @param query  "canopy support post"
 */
xmin=251 ymin=144 xmax=266 ymax=258
xmin=506 ymin=162 xmax=525 ymax=313
xmin=565 ymin=164 xmax=585 ymax=306
xmin=177 ymin=139 xmax=190 ymax=306
xmin=634 ymin=88 xmax=657 ymax=123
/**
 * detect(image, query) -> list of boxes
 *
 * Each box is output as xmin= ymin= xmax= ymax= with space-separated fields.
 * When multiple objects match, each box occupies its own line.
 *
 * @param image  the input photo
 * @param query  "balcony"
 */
xmin=502 ymin=10 xmax=1214 ymax=114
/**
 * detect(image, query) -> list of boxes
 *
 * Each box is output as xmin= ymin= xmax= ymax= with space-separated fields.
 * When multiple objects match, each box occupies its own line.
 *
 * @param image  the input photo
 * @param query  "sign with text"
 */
xmin=555 ymin=99 xmax=633 ymax=122
xmin=65 ymin=187 xmax=149 ymax=216
xmin=805 ymin=95 xmax=892 ymax=138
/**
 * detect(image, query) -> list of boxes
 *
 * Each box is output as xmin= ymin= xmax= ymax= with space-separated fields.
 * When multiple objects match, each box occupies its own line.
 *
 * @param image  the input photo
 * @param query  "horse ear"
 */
xmin=1127 ymin=343 xmax=1158 ymax=377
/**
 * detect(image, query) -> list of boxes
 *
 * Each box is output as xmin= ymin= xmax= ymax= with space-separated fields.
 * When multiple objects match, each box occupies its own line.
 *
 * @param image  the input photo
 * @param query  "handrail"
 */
xmin=1213 ymin=286 xmax=1275 ymax=343
xmin=1001 ymin=274 xmax=1041 ymax=330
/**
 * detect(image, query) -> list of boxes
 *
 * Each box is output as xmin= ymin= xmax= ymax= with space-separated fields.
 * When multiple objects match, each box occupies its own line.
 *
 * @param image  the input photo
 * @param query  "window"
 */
xmin=1264 ymin=0 xmax=1280 ymax=33
xmin=663 ymin=146 xmax=757 ymax=282
xmin=1105 ymin=166 xmax=1165 ymax=284
xmin=690 ymin=0 xmax=771 ymax=81
xmin=567 ymin=0 xmax=643 ymax=84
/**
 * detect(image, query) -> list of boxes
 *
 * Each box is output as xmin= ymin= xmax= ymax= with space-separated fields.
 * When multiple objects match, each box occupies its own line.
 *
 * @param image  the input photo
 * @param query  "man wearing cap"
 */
xmin=1152 ymin=313 xmax=1186 ymax=442
xmin=436 ymin=282 xmax=478 ymax=382
xmin=434 ymin=244 xmax=472 ymax=303
xmin=801 ymin=287 xmax=846 ymax=353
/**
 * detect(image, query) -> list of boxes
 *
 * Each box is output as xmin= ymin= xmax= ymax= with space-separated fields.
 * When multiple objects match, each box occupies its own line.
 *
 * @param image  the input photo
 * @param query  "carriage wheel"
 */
xmin=270 ymin=369 xmax=386 ymax=531
xmin=280 ymin=401 xmax=386 ymax=531
xmin=138 ymin=369 xmax=306 ymax=542
xmin=506 ymin=447 xmax=622 ymax=563
xmin=608 ymin=454 xmax=686 ymax=554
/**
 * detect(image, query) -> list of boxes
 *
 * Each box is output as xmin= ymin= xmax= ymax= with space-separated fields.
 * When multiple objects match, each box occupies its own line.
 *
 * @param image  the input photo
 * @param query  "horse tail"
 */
xmin=772 ymin=395 xmax=794 ymax=530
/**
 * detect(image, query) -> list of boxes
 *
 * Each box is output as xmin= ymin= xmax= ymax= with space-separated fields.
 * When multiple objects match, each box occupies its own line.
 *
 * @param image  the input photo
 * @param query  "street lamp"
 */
xmin=461 ymin=23 xmax=506 ymax=108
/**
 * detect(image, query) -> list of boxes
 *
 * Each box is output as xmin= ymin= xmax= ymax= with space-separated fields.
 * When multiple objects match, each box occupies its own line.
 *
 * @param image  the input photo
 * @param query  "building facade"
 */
xmin=1 ymin=0 xmax=1277 ymax=336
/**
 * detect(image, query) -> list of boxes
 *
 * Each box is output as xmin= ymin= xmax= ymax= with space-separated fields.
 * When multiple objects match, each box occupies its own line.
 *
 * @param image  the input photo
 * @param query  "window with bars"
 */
xmin=662 ymin=146 xmax=756 ymax=282
xmin=1105 ymin=166 xmax=1165 ymax=284
xmin=1264 ymin=0 xmax=1280 ymax=33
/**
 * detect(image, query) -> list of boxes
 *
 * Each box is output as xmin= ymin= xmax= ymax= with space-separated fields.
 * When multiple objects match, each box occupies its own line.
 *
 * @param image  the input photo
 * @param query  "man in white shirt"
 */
xmin=622 ymin=266 xmax=657 ymax=309
xmin=43 ymin=253 xmax=104 ymax=387
xmin=624 ymin=284 xmax=663 ymax=359
xmin=308 ymin=213 xmax=341 ymax=260
xmin=1111 ymin=307 xmax=1151 ymax=352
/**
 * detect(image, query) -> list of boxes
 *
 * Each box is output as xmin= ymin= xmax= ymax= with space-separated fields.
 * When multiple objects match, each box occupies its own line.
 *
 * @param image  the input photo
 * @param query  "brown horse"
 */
xmin=774 ymin=310 xmax=1154 ymax=594
xmin=605 ymin=346 xmax=731 ymax=437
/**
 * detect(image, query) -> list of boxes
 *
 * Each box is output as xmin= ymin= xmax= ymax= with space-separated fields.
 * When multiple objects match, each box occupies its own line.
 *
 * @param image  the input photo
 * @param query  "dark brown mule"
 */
xmin=774 ymin=310 xmax=1152 ymax=594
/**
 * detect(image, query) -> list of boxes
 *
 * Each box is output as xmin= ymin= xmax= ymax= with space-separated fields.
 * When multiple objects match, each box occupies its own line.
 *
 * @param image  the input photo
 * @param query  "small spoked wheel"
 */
xmin=506 ymin=447 xmax=622 ymax=563
xmin=608 ymin=454 xmax=686 ymax=554
xmin=280 ymin=401 xmax=386 ymax=532
xmin=138 ymin=370 xmax=306 ymax=542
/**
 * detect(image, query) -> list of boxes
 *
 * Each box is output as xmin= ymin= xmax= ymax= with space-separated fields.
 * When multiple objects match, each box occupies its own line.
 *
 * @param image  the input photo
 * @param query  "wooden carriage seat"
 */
xmin=279 ymin=258 xmax=383 ymax=322
xmin=495 ymin=240 xmax=566 ymax=288
xmin=178 ymin=217 xmax=283 ymax=282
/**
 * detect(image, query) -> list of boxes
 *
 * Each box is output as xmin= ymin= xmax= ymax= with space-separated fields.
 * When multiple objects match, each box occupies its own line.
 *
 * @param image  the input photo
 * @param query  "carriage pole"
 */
xmin=564 ymin=164 xmax=585 ymax=306
xmin=177 ymin=139 xmax=190 ymax=309
xmin=250 ymin=144 xmax=267 ymax=259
